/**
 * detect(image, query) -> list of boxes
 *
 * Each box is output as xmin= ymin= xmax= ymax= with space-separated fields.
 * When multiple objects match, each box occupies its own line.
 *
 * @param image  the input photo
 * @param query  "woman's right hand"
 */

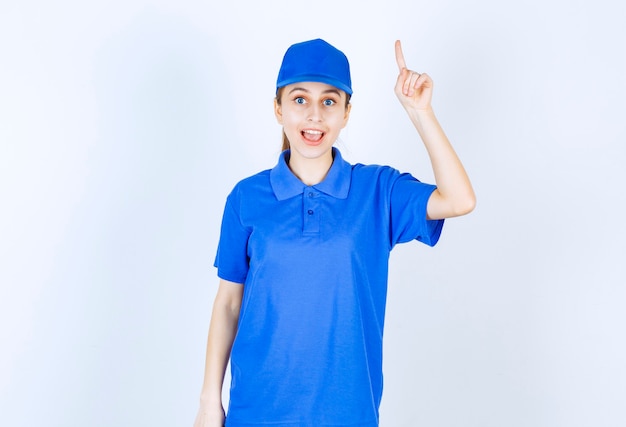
xmin=193 ymin=404 xmax=225 ymax=427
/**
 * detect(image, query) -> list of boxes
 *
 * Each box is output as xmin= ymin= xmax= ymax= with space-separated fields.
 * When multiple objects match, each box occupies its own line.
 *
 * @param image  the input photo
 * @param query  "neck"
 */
xmin=288 ymin=149 xmax=334 ymax=186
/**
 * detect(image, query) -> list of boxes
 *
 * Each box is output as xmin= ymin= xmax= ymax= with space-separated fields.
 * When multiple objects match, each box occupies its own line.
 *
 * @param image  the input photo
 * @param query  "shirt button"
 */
xmin=307 ymin=209 xmax=314 ymax=215
xmin=308 ymin=192 xmax=314 ymax=198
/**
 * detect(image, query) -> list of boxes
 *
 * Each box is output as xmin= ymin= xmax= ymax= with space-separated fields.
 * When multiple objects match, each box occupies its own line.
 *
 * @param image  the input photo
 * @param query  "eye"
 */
xmin=294 ymin=97 xmax=306 ymax=105
xmin=323 ymin=99 xmax=336 ymax=106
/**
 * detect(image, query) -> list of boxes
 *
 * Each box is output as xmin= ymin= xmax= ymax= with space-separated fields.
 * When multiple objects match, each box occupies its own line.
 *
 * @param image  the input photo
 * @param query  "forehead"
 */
xmin=282 ymin=81 xmax=346 ymax=98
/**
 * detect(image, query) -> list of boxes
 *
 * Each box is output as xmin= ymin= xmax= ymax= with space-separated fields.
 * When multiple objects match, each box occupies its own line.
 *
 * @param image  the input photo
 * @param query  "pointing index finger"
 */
xmin=395 ymin=40 xmax=407 ymax=71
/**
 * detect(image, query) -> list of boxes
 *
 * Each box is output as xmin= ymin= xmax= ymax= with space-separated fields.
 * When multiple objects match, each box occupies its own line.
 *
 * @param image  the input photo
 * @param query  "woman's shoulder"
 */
xmin=351 ymin=162 xmax=403 ymax=181
xmin=235 ymin=168 xmax=272 ymax=186
xmin=228 ymin=168 xmax=271 ymax=193
xmin=350 ymin=161 xmax=429 ymax=193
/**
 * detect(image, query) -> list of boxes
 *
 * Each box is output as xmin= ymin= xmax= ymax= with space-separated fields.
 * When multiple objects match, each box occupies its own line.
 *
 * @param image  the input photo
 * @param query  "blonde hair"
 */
xmin=275 ymin=87 xmax=351 ymax=151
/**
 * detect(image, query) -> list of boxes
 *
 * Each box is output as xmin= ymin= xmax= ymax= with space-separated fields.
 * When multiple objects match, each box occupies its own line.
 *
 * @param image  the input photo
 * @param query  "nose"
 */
xmin=307 ymin=103 xmax=322 ymax=122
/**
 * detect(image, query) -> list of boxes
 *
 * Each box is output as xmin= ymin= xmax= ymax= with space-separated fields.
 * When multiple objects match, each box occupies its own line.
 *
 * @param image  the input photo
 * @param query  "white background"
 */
xmin=1 ymin=1 xmax=625 ymax=426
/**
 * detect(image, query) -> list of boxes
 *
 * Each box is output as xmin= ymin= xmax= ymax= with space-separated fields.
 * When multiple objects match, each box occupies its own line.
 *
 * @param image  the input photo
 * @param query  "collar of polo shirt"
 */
xmin=270 ymin=147 xmax=352 ymax=201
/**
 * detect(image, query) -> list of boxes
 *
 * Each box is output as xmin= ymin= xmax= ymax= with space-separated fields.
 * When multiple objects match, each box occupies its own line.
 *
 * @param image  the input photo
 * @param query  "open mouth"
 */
xmin=301 ymin=129 xmax=325 ymax=145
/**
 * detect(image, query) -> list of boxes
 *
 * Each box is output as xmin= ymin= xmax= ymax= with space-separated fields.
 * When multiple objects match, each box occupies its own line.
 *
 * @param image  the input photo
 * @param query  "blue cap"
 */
xmin=276 ymin=39 xmax=352 ymax=95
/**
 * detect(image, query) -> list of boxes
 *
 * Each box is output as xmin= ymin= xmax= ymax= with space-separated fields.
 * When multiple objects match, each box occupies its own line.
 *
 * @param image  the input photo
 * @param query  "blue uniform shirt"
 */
xmin=215 ymin=148 xmax=444 ymax=427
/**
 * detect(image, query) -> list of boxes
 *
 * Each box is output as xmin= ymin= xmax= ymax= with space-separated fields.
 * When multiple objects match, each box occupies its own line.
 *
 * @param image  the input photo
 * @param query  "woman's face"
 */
xmin=274 ymin=81 xmax=351 ymax=162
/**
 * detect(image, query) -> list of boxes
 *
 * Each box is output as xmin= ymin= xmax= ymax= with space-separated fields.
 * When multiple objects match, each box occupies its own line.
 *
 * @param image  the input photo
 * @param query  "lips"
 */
xmin=301 ymin=129 xmax=325 ymax=145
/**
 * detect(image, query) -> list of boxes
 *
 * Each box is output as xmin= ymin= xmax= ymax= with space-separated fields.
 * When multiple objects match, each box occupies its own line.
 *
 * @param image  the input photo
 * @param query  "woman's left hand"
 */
xmin=394 ymin=40 xmax=433 ymax=112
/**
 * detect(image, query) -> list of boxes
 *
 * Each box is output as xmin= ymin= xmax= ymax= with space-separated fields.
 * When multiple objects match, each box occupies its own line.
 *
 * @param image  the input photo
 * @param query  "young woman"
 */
xmin=194 ymin=38 xmax=475 ymax=427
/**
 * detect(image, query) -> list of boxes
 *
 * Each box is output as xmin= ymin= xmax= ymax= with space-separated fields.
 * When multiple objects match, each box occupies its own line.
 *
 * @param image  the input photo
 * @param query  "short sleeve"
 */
xmin=389 ymin=172 xmax=444 ymax=247
xmin=213 ymin=193 xmax=251 ymax=284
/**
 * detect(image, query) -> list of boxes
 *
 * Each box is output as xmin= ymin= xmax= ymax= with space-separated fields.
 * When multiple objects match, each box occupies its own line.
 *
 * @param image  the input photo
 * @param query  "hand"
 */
xmin=394 ymin=40 xmax=433 ymax=112
xmin=193 ymin=404 xmax=225 ymax=427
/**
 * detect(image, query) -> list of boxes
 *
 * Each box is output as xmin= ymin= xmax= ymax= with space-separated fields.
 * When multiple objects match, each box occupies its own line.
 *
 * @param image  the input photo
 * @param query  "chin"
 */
xmin=291 ymin=142 xmax=334 ymax=160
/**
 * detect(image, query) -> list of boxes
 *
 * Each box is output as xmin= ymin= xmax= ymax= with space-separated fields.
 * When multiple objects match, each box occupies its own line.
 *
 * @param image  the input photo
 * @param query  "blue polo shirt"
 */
xmin=215 ymin=148 xmax=443 ymax=427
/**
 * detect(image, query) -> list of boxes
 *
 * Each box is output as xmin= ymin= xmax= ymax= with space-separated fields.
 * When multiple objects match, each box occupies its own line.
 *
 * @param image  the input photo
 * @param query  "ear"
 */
xmin=342 ymin=103 xmax=352 ymax=128
xmin=274 ymin=98 xmax=283 ymax=124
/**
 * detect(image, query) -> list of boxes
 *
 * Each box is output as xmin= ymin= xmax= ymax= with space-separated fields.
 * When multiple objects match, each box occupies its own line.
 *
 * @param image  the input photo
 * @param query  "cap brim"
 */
xmin=276 ymin=74 xmax=353 ymax=96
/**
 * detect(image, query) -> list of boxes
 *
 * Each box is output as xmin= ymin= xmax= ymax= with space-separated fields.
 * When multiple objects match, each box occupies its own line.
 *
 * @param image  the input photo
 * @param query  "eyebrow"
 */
xmin=288 ymin=87 xmax=342 ymax=97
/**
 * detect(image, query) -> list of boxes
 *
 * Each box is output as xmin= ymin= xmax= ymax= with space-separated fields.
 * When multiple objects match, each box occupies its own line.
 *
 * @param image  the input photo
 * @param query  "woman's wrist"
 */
xmin=406 ymin=105 xmax=435 ymax=122
xmin=199 ymin=390 xmax=223 ymax=408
